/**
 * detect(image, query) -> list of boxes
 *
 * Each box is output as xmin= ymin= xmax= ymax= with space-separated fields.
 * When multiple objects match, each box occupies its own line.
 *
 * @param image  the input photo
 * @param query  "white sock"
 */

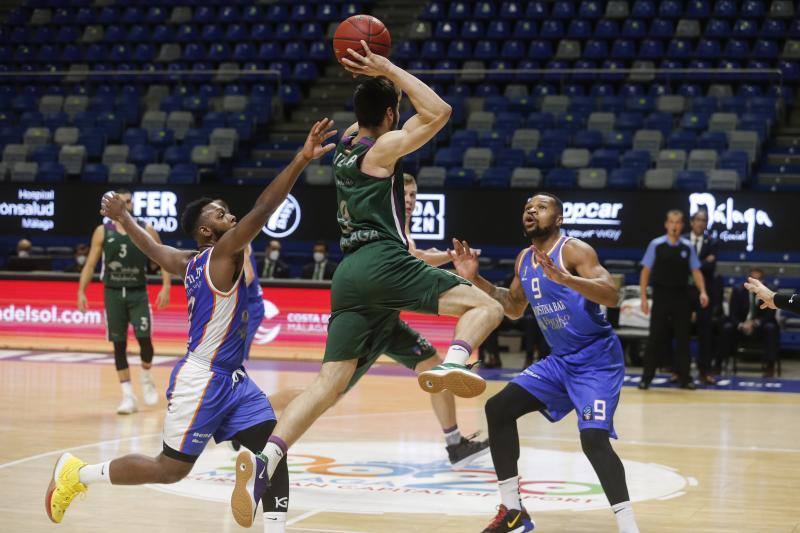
xmin=443 ymin=343 xmax=471 ymax=366
xmin=79 ymin=460 xmax=112 ymax=485
xmin=611 ymin=501 xmax=639 ymax=533
xmin=141 ymin=368 xmax=152 ymax=382
xmin=262 ymin=442 xmax=284 ymax=479
xmin=264 ymin=512 xmax=286 ymax=533
xmin=121 ymin=381 xmax=133 ymax=397
xmin=498 ymin=475 xmax=521 ymax=511
xmin=444 ymin=427 xmax=462 ymax=446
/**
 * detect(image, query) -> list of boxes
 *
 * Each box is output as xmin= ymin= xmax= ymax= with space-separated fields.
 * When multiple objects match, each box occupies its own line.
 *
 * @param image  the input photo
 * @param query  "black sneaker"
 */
xmin=637 ymin=380 xmax=650 ymax=390
xmin=680 ymin=381 xmax=697 ymax=390
xmin=447 ymin=432 xmax=490 ymax=469
xmin=481 ymin=505 xmax=535 ymax=532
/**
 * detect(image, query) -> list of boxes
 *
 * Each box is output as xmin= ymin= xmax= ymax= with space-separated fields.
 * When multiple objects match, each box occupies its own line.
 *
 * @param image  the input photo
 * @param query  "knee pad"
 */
xmin=580 ymin=428 xmax=612 ymax=457
xmin=113 ymin=341 xmax=129 ymax=371
xmin=137 ymin=337 xmax=154 ymax=364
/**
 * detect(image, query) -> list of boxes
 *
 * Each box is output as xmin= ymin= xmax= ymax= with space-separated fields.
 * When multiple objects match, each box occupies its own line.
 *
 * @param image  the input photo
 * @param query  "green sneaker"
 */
xmin=418 ymin=362 xmax=486 ymax=398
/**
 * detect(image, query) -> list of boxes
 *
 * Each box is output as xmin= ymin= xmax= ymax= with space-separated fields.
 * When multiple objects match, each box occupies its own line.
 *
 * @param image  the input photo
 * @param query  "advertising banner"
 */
xmin=0 ymin=184 xmax=792 ymax=258
xmin=0 ymin=279 xmax=458 ymax=359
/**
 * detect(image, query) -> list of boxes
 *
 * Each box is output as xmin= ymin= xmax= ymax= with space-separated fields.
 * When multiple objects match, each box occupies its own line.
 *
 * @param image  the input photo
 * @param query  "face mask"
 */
xmin=268 ymin=250 xmax=280 ymax=261
xmin=313 ymin=252 xmax=325 ymax=263
xmin=18 ymin=250 xmax=30 ymax=258
xmin=76 ymin=255 xmax=87 ymax=266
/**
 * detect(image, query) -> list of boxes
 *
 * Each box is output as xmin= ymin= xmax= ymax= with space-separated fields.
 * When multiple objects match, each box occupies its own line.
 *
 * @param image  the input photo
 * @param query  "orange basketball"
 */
xmin=332 ymin=15 xmax=391 ymax=64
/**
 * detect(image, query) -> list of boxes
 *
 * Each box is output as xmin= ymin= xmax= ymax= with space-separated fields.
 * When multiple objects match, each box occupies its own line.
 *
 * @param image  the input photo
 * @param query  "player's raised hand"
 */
xmin=532 ymin=245 xmax=571 ymax=285
xmin=100 ymin=192 xmax=127 ymax=222
xmin=341 ymin=40 xmax=393 ymax=78
xmin=300 ymin=118 xmax=337 ymax=161
xmin=448 ymin=238 xmax=479 ymax=281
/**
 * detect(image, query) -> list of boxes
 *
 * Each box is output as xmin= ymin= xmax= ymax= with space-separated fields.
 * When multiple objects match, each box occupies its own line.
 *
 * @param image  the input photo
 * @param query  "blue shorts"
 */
xmin=162 ymin=358 xmax=275 ymax=459
xmin=244 ymin=299 xmax=266 ymax=360
xmin=511 ymin=334 xmax=625 ymax=438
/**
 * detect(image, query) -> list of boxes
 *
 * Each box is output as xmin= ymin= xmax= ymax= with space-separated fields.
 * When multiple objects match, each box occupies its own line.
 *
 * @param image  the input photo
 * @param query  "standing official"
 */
xmin=684 ymin=209 xmax=718 ymax=384
xmin=639 ymin=210 xmax=709 ymax=390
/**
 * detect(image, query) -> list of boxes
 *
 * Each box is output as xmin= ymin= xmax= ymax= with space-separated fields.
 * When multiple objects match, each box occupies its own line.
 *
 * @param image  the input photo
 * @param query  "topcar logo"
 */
xmin=561 ymin=201 xmax=624 ymax=241
xmin=262 ymin=194 xmax=301 ymax=238
xmin=150 ymin=440 xmax=693 ymax=514
xmin=410 ymin=193 xmax=445 ymax=241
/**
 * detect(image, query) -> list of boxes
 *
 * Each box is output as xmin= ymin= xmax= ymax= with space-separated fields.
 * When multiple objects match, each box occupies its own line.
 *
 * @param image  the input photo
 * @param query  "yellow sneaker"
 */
xmin=45 ymin=453 xmax=88 ymax=524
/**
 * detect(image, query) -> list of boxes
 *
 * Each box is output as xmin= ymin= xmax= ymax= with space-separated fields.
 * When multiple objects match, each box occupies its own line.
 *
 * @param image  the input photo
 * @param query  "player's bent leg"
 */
xmin=259 ymin=359 xmax=358 ymax=481
xmin=419 ymin=285 xmax=504 ymax=398
xmin=580 ymin=429 xmax=639 ymax=533
xmin=480 ymin=384 xmax=546 ymax=533
xmin=46 ymin=451 xmax=193 ymax=524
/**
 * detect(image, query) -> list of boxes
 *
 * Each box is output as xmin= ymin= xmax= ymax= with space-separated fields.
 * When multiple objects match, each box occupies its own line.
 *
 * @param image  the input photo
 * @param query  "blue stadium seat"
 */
xmin=575 ymin=130 xmax=604 ymax=150
xmin=526 ymin=1 xmax=549 ymax=19
xmin=434 ymin=147 xmax=465 ymax=168
xmin=421 ymin=1 xmax=445 ymax=21
xmin=435 ymin=21 xmax=459 ymax=40
xmin=686 ymin=0 xmax=712 ymax=17
xmin=480 ymin=167 xmax=512 ymax=188
xmin=478 ymin=131 xmax=508 ymax=150
xmin=540 ymin=20 xmax=564 ymax=40
xmin=611 ymin=39 xmax=637 ymax=59
xmin=567 ymin=20 xmax=592 ymax=39
xmin=591 ymin=148 xmax=622 ymax=170
xmin=713 ymin=0 xmax=737 ymax=18
xmin=450 ymin=1 xmax=472 ymax=20
xmin=500 ymin=2 xmax=524 ymax=20
xmin=78 ymin=127 xmax=105 ymax=158
xmin=632 ymin=0 xmax=657 ymax=18
xmin=595 ymin=20 xmax=620 ymax=39
xmin=461 ymin=21 xmax=484 ymax=40
xmin=130 ymin=144 xmax=157 ymax=169
xmin=609 ymin=167 xmax=642 ymax=188
xmin=621 ymin=149 xmax=651 ymax=171
xmin=32 ymin=145 xmax=59 ymax=164
xmin=83 ymin=163 xmax=108 ymax=183
xmin=529 ymin=148 xmax=559 ymax=170
xmin=659 ymin=0 xmax=682 ymax=18
xmin=676 ymin=170 xmax=708 ymax=190
xmin=667 ymin=130 xmax=698 ymax=150
xmin=639 ymin=39 xmax=665 ymax=59
xmin=445 ymin=167 xmax=477 ymax=187
xmin=698 ymin=131 xmax=728 ymax=151
xmin=584 ymin=40 xmax=609 ymax=59
xmin=169 ymin=163 xmax=198 ymax=184
xmin=38 ymin=162 xmax=66 ymax=182
xmin=528 ymin=40 xmax=553 ymax=59
xmin=496 ymin=148 xmax=526 ymax=167
xmin=606 ymin=130 xmax=633 ymax=150
xmin=622 ymin=19 xmax=647 ymax=39
xmin=514 ymin=20 xmax=538 ymax=39
xmin=487 ymin=20 xmax=511 ymax=39
xmin=552 ymin=1 xmax=575 ymax=19
xmin=422 ymin=40 xmax=446 ymax=60
xmin=545 ymin=168 xmax=578 ymax=188
xmin=579 ymin=1 xmax=603 ymax=18
xmin=719 ymin=150 xmax=749 ymax=179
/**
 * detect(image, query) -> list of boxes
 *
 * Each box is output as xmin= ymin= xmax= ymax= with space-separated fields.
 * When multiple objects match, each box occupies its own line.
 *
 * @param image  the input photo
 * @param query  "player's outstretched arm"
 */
xmin=145 ymin=225 xmax=172 ymax=309
xmin=449 ymin=239 xmax=529 ymax=319
xmin=342 ymin=41 xmax=451 ymax=169
xmin=537 ymin=239 xmax=619 ymax=308
xmin=77 ymin=225 xmax=104 ymax=311
xmin=101 ymin=194 xmax=194 ymax=278
xmin=214 ymin=119 xmax=337 ymax=257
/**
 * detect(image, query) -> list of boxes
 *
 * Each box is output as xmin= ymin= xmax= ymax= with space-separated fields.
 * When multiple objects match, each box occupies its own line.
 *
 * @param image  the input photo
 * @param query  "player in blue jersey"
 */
xmin=450 ymin=193 xmax=640 ymax=533
xmin=45 ymin=119 xmax=337 ymax=532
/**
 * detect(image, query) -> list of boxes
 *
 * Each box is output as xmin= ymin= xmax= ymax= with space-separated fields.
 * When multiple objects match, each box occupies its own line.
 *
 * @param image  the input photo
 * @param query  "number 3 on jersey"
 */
xmin=531 ymin=277 xmax=542 ymax=299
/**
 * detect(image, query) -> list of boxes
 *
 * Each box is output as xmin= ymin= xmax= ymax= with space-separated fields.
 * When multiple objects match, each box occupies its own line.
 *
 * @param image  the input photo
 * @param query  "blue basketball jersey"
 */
xmin=246 ymin=245 xmax=263 ymax=303
xmin=184 ymin=248 xmax=248 ymax=372
xmin=518 ymin=236 xmax=613 ymax=356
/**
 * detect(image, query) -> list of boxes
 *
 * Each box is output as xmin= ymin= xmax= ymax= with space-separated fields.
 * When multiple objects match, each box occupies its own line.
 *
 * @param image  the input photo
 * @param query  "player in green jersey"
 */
xmin=77 ymin=188 xmax=172 ymax=414
xmin=253 ymin=42 xmax=505 ymax=484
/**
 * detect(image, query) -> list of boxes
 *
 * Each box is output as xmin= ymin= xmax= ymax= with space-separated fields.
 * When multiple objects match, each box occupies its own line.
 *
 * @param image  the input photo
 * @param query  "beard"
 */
xmin=524 ymin=222 xmax=555 ymax=239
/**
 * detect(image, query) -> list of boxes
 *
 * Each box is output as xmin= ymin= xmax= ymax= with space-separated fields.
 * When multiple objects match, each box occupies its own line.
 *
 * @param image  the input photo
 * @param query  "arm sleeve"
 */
xmin=688 ymin=244 xmax=701 ymax=270
xmin=774 ymin=293 xmax=800 ymax=313
xmin=641 ymin=240 xmax=656 ymax=268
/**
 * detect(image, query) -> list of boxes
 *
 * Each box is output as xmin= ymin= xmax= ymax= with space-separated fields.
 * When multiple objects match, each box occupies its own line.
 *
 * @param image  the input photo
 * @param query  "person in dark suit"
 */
xmin=684 ymin=209 xmax=719 ymax=384
xmin=720 ymin=267 xmax=780 ymax=377
xmin=301 ymin=241 xmax=338 ymax=280
xmin=261 ymin=239 xmax=291 ymax=279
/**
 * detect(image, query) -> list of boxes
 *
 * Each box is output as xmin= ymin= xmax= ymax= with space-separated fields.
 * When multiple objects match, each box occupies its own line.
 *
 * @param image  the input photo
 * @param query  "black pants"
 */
xmin=690 ymin=287 xmax=714 ymax=376
xmin=719 ymin=320 xmax=780 ymax=363
xmin=644 ymin=287 xmax=691 ymax=384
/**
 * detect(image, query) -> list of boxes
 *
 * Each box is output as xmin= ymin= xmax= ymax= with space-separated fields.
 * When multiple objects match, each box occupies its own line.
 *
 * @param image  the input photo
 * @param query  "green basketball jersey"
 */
xmin=332 ymin=134 xmax=407 ymax=253
xmin=101 ymin=221 xmax=148 ymax=288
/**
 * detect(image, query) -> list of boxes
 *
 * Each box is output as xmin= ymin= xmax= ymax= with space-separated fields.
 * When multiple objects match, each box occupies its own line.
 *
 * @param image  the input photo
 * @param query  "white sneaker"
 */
xmin=141 ymin=375 xmax=158 ymax=406
xmin=116 ymin=395 xmax=138 ymax=415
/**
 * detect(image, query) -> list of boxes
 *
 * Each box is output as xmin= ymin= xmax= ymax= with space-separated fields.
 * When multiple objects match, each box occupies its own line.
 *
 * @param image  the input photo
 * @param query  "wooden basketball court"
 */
xmin=1 ymin=352 xmax=799 ymax=532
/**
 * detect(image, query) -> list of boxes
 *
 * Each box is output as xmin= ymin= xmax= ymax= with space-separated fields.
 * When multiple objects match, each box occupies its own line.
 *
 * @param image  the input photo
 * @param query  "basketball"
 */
xmin=332 ymin=15 xmax=391 ymax=64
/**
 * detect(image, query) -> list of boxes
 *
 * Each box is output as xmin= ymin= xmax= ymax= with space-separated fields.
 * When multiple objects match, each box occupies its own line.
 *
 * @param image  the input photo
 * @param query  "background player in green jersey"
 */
xmin=254 ymin=42 xmax=505 ymax=483
xmin=77 ymin=188 xmax=172 ymax=415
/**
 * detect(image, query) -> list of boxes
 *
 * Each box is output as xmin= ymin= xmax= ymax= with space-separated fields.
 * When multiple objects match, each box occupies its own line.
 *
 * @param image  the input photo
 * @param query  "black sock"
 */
xmin=485 ymin=383 xmax=545 ymax=480
xmin=580 ymin=428 xmax=630 ymax=506
xmin=137 ymin=337 xmax=154 ymax=366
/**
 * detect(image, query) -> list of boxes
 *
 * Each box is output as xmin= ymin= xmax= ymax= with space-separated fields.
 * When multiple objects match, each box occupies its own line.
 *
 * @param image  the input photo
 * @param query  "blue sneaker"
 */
xmin=481 ymin=505 xmax=535 ymax=532
xmin=231 ymin=451 xmax=269 ymax=528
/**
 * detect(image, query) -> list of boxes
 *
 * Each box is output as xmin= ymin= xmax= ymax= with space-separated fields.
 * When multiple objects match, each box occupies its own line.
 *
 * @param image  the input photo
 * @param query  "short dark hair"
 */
xmin=529 ymin=192 xmax=563 ymax=215
xmin=313 ymin=240 xmax=328 ymax=252
xmin=750 ymin=266 xmax=765 ymax=276
xmin=181 ymin=197 xmax=214 ymax=238
xmin=353 ymin=76 xmax=399 ymax=128
xmin=666 ymin=209 xmax=684 ymax=221
xmin=691 ymin=209 xmax=709 ymax=221
xmin=115 ymin=188 xmax=131 ymax=195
